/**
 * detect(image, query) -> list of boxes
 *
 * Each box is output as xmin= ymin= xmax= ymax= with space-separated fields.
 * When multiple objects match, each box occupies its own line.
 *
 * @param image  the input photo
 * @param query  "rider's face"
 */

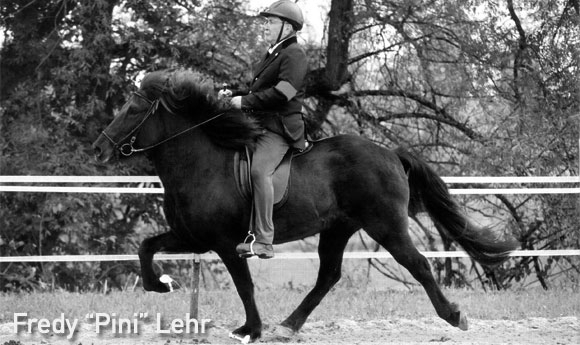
xmin=263 ymin=17 xmax=288 ymax=44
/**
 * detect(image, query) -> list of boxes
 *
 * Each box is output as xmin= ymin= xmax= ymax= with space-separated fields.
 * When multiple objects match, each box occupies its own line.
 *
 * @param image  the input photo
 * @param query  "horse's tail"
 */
xmin=394 ymin=147 xmax=518 ymax=266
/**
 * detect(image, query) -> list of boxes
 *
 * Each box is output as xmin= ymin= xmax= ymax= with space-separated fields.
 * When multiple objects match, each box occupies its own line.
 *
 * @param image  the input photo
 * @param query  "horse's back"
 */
xmin=294 ymin=134 xmax=407 ymax=188
xmin=274 ymin=135 xmax=409 ymax=241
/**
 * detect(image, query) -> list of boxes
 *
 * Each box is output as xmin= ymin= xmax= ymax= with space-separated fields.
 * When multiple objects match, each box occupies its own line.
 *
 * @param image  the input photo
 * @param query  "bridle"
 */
xmin=101 ymin=91 xmax=225 ymax=157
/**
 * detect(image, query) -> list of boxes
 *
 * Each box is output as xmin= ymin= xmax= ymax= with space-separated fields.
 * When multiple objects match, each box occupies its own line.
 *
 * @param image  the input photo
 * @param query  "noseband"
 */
xmin=101 ymin=91 xmax=225 ymax=157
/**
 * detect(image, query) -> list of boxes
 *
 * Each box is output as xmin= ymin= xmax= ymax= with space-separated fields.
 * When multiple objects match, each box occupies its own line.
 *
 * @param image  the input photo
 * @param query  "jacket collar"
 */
xmin=253 ymin=36 xmax=298 ymax=79
xmin=268 ymin=35 xmax=297 ymax=55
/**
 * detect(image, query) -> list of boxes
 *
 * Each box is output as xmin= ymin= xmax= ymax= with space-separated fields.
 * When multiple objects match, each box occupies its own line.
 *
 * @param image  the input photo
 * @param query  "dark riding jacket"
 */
xmin=240 ymin=36 xmax=308 ymax=149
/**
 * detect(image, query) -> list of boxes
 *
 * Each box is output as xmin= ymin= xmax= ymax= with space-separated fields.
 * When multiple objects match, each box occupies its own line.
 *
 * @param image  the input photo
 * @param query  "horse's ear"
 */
xmin=159 ymin=97 xmax=177 ymax=115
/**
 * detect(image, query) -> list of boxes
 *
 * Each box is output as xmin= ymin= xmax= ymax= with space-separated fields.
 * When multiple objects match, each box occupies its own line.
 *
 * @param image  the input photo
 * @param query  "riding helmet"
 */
xmin=260 ymin=1 xmax=304 ymax=31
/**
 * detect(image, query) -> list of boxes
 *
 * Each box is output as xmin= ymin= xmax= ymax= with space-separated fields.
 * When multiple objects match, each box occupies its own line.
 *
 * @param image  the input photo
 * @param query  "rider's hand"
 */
xmin=230 ymin=96 xmax=242 ymax=109
xmin=218 ymin=89 xmax=233 ymax=99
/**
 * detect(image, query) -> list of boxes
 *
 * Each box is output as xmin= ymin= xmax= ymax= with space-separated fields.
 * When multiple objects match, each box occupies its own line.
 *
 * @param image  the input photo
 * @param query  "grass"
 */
xmin=1 ymin=286 xmax=578 ymax=326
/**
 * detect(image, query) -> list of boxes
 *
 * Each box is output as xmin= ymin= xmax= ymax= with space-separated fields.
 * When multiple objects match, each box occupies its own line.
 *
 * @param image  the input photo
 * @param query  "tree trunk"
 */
xmin=305 ymin=0 xmax=354 ymax=137
xmin=325 ymin=0 xmax=354 ymax=89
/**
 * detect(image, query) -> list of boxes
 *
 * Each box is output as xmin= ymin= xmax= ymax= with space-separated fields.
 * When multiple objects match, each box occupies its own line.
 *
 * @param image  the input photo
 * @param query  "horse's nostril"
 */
xmin=94 ymin=146 xmax=102 ymax=157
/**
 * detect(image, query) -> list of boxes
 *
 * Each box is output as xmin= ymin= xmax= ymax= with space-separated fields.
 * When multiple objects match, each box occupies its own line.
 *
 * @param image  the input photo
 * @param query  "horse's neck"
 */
xmin=151 ymin=130 xmax=231 ymax=189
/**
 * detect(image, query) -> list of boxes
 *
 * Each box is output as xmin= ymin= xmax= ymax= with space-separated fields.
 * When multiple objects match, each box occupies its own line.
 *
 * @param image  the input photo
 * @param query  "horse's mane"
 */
xmin=139 ymin=69 xmax=262 ymax=149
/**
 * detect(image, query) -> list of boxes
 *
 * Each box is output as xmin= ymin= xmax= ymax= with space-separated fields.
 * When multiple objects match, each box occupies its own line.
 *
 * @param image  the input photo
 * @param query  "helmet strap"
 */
xmin=275 ymin=21 xmax=286 ymax=44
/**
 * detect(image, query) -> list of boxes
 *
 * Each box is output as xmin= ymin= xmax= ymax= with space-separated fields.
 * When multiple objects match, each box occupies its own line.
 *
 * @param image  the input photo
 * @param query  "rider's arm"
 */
xmin=241 ymin=47 xmax=307 ymax=112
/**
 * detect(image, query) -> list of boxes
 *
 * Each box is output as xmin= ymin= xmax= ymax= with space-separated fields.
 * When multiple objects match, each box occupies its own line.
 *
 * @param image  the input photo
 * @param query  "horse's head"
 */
xmin=92 ymin=89 xmax=163 ymax=163
xmin=93 ymin=70 xmax=184 ymax=163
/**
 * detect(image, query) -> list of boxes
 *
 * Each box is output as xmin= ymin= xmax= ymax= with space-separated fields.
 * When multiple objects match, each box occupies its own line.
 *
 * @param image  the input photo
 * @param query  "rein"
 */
xmin=102 ymin=91 xmax=226 ymax=157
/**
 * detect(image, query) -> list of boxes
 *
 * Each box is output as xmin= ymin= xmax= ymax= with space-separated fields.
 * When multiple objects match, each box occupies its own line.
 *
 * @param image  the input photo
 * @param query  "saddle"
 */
xmin=233 ymin=143 xmax=313 ymax=210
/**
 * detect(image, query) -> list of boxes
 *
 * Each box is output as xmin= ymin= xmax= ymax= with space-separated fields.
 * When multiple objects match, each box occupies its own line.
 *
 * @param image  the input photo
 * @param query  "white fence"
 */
xmin=1 ymin=175 xmax=579 ymax=263
xmin=1 ymin=175 xmax=579 ymax=195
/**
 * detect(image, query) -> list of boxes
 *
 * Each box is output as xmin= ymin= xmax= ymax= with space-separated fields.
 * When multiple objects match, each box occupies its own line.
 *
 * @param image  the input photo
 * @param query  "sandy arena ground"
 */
xmin=1 ymin=316 xmax=578 ymax=345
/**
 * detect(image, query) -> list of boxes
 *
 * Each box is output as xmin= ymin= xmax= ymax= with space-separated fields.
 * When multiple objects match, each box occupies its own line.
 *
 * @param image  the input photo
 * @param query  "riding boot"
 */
xmin=236 ymin=176 xmax=275 ymax=258
xmin=236 ymin=175 xmax=275 ymax=258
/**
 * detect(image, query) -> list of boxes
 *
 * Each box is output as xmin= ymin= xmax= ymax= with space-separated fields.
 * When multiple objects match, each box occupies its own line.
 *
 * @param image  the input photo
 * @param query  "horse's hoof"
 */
xmin=142 ymin=281 xmax=169 ymax=293
xmin=142 ymin=275 xmax=179 ymax=293
xmin=269 ymin=324 xmax=295 ymax=340
xmin=231 ymin=324 xmax=261 ymax=343
xmin=448 ymin=303 xmax=468 ymax=331
xmin=457 ymin=312 xmax=468 ymax=331
xmin=229 ymin=332 xmax=250 ymax=344
xmin=159 ymin=274 xmax=180 ymax=292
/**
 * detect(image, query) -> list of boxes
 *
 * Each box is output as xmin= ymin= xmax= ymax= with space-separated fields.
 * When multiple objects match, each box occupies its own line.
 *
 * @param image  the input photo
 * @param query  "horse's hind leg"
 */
xmin=365 ymin=214 xmax=468 ymax=330
xmin=138 ymin=232 xmax=189 ymax=293
xmin=280 ymin=225 xmax=354 ymax=332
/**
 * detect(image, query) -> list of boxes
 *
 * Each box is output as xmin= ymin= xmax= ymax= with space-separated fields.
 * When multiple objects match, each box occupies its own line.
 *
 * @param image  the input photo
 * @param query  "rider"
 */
xmin=229 ymin=0 xmax=307 ymax=259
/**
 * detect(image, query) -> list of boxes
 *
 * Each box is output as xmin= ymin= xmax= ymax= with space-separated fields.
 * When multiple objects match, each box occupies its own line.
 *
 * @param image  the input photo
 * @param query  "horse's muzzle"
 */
xmin=92 ymin=135 xmax=113 ymax=163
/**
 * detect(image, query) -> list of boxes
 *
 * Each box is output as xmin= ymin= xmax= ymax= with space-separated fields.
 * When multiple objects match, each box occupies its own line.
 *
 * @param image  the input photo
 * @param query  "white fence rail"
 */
xmin=1 ymin=175 xmax=579 ymax=262
xmin=1 ymin=176 xmax=579 ymax=195
xmin=1 ymin=250 xmax=580 ymax=264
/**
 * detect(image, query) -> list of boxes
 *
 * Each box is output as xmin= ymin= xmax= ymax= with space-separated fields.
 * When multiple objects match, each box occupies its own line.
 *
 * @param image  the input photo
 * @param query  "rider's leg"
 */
xmin=237 ymin=130 xmax=289 ymax=258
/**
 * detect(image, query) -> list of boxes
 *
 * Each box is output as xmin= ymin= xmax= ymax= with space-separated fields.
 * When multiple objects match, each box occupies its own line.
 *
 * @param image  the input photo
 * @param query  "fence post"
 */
xmin=189 ymin=254 xmax=201 ymax=319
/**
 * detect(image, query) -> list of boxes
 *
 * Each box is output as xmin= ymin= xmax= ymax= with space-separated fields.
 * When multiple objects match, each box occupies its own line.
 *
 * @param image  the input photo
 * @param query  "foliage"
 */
xmin=0 ymin=0 xmax=578 ymax=292
xmin=309 ymin=0 xmax=579 ymax=290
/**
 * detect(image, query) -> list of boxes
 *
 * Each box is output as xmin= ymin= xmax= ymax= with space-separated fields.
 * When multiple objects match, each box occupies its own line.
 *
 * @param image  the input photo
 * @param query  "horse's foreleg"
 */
xmin=138 ymin=232 xmax=187 ymax=293
xmin=219 ymin=251 xmax=263 ymax=342
xmin=280 ymin=227 xmax=353 ymax=332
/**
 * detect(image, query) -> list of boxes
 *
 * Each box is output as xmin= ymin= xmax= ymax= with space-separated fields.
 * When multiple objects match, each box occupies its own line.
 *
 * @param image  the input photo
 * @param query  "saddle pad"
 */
xmin=234 ymin=148 xmax=293 ymax=209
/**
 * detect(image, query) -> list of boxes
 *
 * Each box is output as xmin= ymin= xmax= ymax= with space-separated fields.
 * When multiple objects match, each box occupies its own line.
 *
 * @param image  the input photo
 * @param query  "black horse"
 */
xmin=93 ymin=69 xmax=517 ymax=342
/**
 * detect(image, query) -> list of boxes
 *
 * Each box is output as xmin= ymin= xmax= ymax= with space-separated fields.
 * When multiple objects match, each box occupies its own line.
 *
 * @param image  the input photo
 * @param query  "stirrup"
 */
xmin=243 ymin=231 xmax=257 ymax=256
